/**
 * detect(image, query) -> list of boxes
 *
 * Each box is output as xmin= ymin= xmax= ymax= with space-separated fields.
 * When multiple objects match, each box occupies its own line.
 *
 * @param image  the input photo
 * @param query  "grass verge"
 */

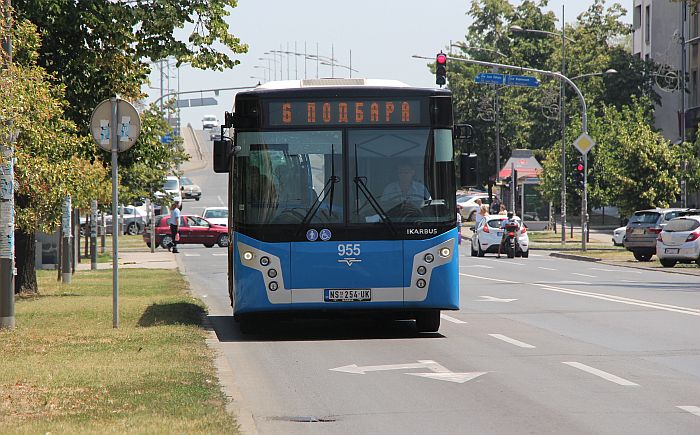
xmin=0 ymin=269 xmax=239 ymax=434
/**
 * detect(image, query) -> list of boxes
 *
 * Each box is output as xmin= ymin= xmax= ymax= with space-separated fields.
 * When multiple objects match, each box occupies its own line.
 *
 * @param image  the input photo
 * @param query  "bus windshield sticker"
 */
xmin=320 ymin=228 xmax=332 ymax=241
xmin=268 ymin=100 xmax=422 ymax=126
xmin=306 ymin=229 xmax=318 ymax=241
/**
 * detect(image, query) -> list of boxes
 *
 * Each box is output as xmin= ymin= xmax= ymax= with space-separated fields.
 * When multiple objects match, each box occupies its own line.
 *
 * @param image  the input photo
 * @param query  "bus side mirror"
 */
xmin=460 ymin=153 xmax=477 ymax=187
xmin=213 ymin=139 xmax=233 ymax=173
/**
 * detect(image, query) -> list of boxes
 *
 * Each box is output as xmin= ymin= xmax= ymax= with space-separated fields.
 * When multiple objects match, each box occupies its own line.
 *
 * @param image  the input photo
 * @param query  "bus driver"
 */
xmin=381 ymin=162 xmax=431 ymax=210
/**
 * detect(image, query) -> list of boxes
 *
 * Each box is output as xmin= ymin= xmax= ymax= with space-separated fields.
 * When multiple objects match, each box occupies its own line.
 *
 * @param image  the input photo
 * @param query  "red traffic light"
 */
xmin=575 ymin=163 xmax=584 ymax=171
xmin=436 ymin=53 xmax=447 ymax=64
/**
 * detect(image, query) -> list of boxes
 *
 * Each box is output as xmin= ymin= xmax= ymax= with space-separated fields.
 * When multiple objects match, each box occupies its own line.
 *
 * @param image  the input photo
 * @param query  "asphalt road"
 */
xmin=176 ymin=130 xmax=700 ymax=434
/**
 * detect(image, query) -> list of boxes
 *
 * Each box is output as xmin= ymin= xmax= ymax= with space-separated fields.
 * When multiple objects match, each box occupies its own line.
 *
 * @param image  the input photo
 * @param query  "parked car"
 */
xmin=143 ymin=215 xmax=229 ymax=249
xmin=457 ymin=193 xmax=490 ymax=221
xmin=202 ymin=115 xmax=218 ymax=130
xmin=180 ymin=176 xmax=202 ymax=201
xmin=80 ymin=205 xmax=146 ymax=235
xmin=210 ymin=132 xmax=221 ymax=141
xmin=655 ymin=216 xmax=700 ymax=267
xmin=470 ymin=215 xmax=529 ymax=258
xmin=612 ymin=226 xmax=626 ymax=246
xmin=624 ymin=208 xmax=687 ymax=261
xmin=202 ymin=206 xmax=228 ymax=226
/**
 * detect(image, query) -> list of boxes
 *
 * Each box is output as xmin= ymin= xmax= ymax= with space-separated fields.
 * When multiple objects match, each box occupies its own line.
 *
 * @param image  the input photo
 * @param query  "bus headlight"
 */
xmin=424 ymin=253 xmax=434 ymax=263
xmin=417 ymin=266 xmax=427 ymax=275
xmin=439 ymin=247 xmax=451 ymax=258
xmin=267 ymin=268 xmax=277 ymax=278
xmin=416 ymin=279 xmax=426 ymax=288
xmin=243 ymin=251 xmax=253 ymax=261
xmin=269 ymin=281 xmax=278 ymax=291
xmin=260 ymin=256 xmax=270 ymax=266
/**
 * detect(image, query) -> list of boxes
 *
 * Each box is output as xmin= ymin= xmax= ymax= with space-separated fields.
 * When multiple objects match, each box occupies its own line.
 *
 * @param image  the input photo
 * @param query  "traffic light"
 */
xmin=573 ymin=160 xmax=585 ymax=188
xmin=436 ymin=52 xmax=447 ymax=86
xmin=460 ymin=153 xmax=478 ymax=186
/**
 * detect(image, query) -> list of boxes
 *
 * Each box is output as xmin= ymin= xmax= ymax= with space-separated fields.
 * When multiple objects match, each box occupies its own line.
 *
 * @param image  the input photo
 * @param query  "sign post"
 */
xmin=90 ymin=97 xmax=141 ymax=328
xmin=573 ymin=133 xmax=596 ymax=251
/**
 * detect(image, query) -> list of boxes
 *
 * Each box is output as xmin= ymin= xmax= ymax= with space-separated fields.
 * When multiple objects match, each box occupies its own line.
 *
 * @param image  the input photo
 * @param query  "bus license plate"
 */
xmin=665 ymin=248 xmax=679 ymax=254
xmin=325 ymin=289 xmax=371 ymax=302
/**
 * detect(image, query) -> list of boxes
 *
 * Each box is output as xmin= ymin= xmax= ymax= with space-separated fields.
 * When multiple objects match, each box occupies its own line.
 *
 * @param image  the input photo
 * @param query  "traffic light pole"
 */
xmin=582 ymin=155 xmax=588 ymax=252
xmin=414 ymin=54 xmax=589 ymax=246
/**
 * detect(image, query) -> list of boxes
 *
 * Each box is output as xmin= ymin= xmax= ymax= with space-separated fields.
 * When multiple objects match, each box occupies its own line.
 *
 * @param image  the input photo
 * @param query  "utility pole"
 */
xmin=0 ymin=0 xmax=15 ymax=330
xmin=680 ymin=1 xmax=688 ymax=208
xmin=560 ymin=4 xmax=567 ymax=245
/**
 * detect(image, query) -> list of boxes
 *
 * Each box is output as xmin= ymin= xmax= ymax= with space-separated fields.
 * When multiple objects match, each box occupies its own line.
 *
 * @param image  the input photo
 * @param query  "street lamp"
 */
xmin=510 ymin=8 xmax=574 ymax=246
xmin=450 ymin=42 xmax=507 ymax=59
xmin=570 ymin=69 xmax=618 ymax=81
xmin=320 ymin=61 xmax=358 ymax=78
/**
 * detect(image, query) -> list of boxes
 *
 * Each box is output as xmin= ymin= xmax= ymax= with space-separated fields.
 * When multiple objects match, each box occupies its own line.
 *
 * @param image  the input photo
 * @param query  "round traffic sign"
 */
xmin=90 ymin=98 xmax=141 ymax=152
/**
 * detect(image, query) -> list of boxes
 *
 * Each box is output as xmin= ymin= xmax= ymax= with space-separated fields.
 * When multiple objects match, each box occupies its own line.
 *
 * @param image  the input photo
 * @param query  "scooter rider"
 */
xmin=497 ymin=211 xmax=518 ymax=258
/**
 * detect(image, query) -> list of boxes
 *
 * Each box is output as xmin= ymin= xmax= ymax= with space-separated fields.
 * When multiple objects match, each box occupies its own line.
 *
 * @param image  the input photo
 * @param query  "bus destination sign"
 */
xmin=268 ymin=100 xmax=422 ymax=126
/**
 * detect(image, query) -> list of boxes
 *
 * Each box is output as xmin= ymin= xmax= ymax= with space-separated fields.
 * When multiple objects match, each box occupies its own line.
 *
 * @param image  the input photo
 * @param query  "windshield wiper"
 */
xmin=296 ymin=144 xmax=339 ymax=236
xmin=352 ymin=144 xmax=397 ymax=236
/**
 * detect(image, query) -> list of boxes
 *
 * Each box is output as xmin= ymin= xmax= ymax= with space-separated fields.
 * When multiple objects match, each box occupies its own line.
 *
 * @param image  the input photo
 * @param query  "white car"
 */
xmin=656 ymin=216 xmax=700 ymax=267
xmin=612 ymin=226 xmax=626 ymax=246
xmin=202 ymin=207 xmax=228 ymax=226
xmin=457 ymin=193 xmax=490 ymax=221
xmin=155 ymin=175 xmax=182 ymax=205
xmin=202 ymin=115 xmax=218 ymax=130
xmin=471 ymin=215 xmax=529 ymax=258
xmin=180 ymin=176 xmax=202 ymax=201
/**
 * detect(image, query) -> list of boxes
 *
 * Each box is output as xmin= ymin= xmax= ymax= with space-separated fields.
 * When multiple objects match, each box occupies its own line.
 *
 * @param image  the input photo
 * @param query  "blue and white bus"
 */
xmin=213 ymin=78 xmax=459 ymax=333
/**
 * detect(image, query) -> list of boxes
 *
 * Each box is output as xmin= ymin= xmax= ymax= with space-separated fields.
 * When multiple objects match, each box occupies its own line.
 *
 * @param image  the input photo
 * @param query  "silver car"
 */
xmin=656 ymin=216 xmax=700 ymax=267
xmin=624 ymin=208 xmax=687 ymax=261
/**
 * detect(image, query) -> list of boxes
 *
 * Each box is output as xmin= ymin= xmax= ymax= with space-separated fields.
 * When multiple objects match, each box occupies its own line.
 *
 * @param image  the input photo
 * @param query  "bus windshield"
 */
xmin=234 ymin=128 xmax=454 ymax=228
xmin=235 ymin=131 xmax=343 ymax=225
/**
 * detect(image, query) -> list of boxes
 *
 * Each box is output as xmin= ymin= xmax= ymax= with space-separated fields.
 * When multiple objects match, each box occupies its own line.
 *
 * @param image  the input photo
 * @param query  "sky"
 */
xmin=143 ymin=0 xmax=632 ymax=130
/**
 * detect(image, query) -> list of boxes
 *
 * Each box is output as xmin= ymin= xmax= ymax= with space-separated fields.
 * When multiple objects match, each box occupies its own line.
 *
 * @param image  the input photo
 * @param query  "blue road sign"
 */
xmin=505 ymin=75 xmax=539 ymax=87
xmin=475 ymin=73 xmax=506 ymax=85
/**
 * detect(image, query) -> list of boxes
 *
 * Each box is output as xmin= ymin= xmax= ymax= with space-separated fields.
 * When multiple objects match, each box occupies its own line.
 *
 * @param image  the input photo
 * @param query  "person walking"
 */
xmin=475 ymin=204 xmax=489 ymax=227
xmin=168 ymin=202 xmax=181 ymax=253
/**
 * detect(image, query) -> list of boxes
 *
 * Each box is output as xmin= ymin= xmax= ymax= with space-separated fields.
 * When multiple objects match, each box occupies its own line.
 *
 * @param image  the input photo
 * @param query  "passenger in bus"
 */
xmin=381 ymin=162 xmax=431 ymax=211
xmin=248 ymin=166 xmax=278 ymax=222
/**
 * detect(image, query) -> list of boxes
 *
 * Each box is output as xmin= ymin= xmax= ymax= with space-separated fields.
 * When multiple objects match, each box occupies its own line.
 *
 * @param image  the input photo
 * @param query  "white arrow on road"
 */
xmin=475 ymin=295 xmax=518 ymax=302
xmin=330 ymin=360 xmax=488 ymax=384
xmin=408 ymin=372 xmax=488 ymax=384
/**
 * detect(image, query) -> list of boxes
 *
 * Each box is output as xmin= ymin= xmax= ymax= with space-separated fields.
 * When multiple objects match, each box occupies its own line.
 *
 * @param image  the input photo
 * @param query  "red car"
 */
xmin=143 ymin=215 xmax=230 ymax=249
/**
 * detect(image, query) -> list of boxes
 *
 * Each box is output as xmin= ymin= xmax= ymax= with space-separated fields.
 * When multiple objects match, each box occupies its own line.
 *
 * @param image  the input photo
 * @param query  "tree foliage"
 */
xmin=444 ymin=0 xmax=686 ymax=213
xmin=13 ymin=0 xmax=248 ymax=132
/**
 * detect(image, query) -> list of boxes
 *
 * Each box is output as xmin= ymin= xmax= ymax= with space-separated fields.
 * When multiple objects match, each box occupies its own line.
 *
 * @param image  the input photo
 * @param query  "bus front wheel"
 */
xmin=416 ymin=310 xmax=440 ymax=333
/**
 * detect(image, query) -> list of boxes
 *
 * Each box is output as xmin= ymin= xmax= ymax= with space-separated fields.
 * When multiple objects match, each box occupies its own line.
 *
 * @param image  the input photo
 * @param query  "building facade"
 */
xmin=633 ymin=0 xmax=700 ymax=207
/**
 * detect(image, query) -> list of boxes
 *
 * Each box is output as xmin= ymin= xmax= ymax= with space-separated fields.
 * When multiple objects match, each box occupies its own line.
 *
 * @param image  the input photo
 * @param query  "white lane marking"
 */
xmin=408 ymin=372 xmax=488 ymax=384
xmin=529 ymin=253 xmax=543 ymax=257
xmin=537 ymin=280 xmax=590 ymax=285
xmin=212 ymin=253 xmax=227 ymax=256
xmin=441 ymin=314 xmax=467 ymax=324
xmin=536 ymin=284 xmax=700 ymax=316
xmin=572 ymin=272 xmax=596 ymax=278
xmin=508 ymin=262 xmax=526 ymax=266
xmin=459 ymin=273 xmax=519 ymax=284
xmin=538 ymin=267 xmax=557 ymax=271
xmin=184 ymin=253 xmax=201 ymax=257
xmin=563 ymin=362 xmax=638 ymax=386
xmin=489 ymin=334 xmax=536 ymax=348
xmin=591 ymin=268 xmax=618 ymax=272
xmin=460 ymin=265 xmax=493 ymax=269
xmin=475 ymin=296 xmax=518 ymax=302
xmin=217 ymin=195 xmax=224 ymax=205
xmin=677 ymin=406 xmax=700 ymax=417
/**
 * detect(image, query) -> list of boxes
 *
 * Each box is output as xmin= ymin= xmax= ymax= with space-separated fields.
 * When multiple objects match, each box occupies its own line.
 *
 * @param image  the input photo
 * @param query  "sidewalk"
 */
xmin=75 ymin=250 xmax=177 ymax=271
xmin=180 ymin=123 xmax=208 ymax=173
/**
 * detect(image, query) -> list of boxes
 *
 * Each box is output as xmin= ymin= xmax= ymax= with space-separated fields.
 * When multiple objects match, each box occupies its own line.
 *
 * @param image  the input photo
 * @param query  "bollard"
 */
xmin=100 ymin=212 xmax=106 ymax=254
xmin=61 ymin=196 xmax=72 ymax=284
xmin=570 ymin=222 xmax=574 ymax=240
xmin=91 ymin=200 xmax=98 ymax=270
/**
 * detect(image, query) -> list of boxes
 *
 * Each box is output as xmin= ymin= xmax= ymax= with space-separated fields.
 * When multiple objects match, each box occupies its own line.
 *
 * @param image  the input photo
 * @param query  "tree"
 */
xmin=13 ymin=0 xmax=248 ymax=133
xmin=539 ymin=98 xmax=681 ymax=218
xmin=1 ymin=19 xmax=111 ymax=294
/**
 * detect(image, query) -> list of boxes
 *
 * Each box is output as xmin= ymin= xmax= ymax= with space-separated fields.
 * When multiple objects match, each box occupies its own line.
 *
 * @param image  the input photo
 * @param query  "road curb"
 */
xmin=549 ymin=252 xmax=601 ymax=262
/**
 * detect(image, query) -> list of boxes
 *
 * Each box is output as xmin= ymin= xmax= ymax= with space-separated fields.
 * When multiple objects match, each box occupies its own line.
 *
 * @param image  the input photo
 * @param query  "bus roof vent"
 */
xmin=301 ymin=78 xmax=366 ymax=87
